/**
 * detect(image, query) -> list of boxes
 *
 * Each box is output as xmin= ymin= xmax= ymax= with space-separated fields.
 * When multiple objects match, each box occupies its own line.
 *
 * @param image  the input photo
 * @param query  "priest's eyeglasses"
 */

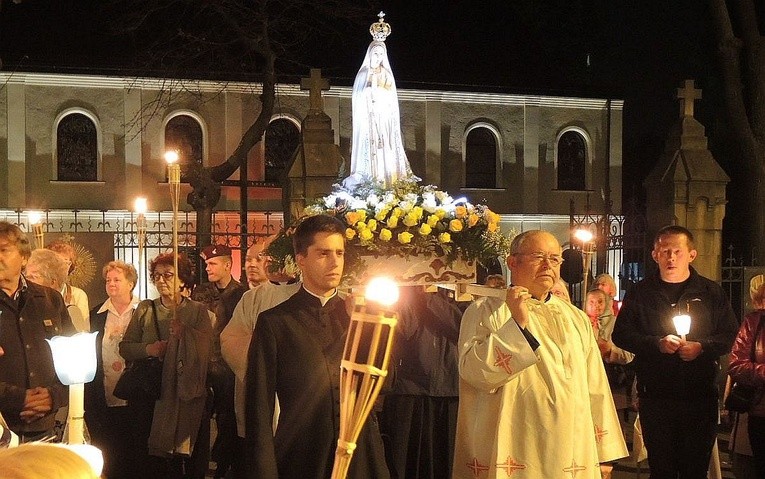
xmin=512 ymin=252 xmax=564 ymax=266
xmin=152 ymin=272 xmax=175 ymax=282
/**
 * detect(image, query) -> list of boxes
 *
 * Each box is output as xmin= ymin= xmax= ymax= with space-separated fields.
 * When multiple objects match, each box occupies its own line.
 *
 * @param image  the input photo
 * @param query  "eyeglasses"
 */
xmin=512 ymin=252 xmax=564 ymax=267
xmin=151 ymin=271 xmax=175 ymax=282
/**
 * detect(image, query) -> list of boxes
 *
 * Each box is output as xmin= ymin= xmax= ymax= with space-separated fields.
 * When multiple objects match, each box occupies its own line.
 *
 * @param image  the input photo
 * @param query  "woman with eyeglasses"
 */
xmin=119 ymin=252 xmax=213 ymax=479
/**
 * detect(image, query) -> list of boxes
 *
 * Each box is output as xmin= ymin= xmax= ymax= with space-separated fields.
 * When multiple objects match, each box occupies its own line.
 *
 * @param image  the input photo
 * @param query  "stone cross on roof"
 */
xmin=300 ymin=68 xmax=330 ymax=113
xmin=677 ymin=79 xmax=702 ymax=118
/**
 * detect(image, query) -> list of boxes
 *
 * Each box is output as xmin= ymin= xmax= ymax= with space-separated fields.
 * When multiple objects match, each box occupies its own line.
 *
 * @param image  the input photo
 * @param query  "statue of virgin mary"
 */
xmin=343 ymin=13 xmax=417 ymax=190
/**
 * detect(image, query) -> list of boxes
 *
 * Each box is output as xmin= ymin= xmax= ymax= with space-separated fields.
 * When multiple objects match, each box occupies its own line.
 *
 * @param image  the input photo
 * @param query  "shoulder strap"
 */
xmin=150 ymin=300 xmax=162 ymax=341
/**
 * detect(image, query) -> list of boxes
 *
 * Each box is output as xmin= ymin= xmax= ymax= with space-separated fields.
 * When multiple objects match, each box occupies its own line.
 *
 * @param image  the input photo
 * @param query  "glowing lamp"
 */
xmin=134 ymin=197 xmax=148 ymax=215
xmin=672 ymin=314 xmax=691 ymax=340
xmin=46 ymin=332 xmax=98 ymax=445
xmin=331 ymin=278 xmax=400 ymax=479
xmin=574 ymin=228 xmax=594 ymax=243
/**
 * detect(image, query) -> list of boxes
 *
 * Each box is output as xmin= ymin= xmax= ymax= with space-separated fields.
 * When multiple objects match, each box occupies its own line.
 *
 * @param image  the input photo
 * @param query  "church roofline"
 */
xmin=0 ymin=72 xmax=623 ymax=111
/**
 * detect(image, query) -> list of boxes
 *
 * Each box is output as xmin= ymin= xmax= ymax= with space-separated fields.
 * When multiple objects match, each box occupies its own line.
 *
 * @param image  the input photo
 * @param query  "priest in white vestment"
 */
xmin=454 ymin=230 xmax=627 ymax=478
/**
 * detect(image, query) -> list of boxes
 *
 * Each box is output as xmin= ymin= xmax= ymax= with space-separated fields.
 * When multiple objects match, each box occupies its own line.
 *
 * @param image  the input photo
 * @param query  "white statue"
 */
xmin=344 ymin=12 xmax=416 ymax=189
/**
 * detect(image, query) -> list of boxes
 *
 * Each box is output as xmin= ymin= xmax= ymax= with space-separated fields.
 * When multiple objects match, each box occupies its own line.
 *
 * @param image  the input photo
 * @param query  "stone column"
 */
xmin=644 ymin=80 xmax=729 ymax=281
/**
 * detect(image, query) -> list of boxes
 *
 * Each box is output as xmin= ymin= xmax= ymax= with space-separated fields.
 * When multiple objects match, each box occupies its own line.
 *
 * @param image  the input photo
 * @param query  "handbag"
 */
xmin=604 ymin=362 xmax=632 ymax=390
xmin=725 ymin=313 xmax=764 ymax=413
xmin=114 ymin=301 xmax=164 ymax=402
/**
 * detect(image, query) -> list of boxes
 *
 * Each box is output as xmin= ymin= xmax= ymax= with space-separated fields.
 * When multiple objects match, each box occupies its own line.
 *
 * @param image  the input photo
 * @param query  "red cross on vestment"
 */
xmin=594 ymin=424 xmax=608 ymax=444
xmin=563 ymin=459 xmax=587 ymax=478
xmin=466 ymin=457 xmax=490 ymax=477
xmin=496 ymin=457 xmax=526 ymax=476
xmin=493 ymin=346 xmax=513 ymax=374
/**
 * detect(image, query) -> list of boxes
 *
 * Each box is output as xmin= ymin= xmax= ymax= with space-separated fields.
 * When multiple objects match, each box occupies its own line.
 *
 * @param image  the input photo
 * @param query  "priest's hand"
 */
xmin=677 ymin=340 xmax=702 ymax=361
xmin=659 ymin=334 xmax=682 ymax=354
xmin=506 ymin=286 xmax=532 ymax=329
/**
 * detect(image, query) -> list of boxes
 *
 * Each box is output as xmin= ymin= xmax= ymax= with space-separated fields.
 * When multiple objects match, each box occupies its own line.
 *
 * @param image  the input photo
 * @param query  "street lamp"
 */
xmin=331 ymin=277 xmax=399 ymax=479
xmin=574 ymin=228 xmax=595 ymax=295
xmin=28 ymin=211 xmax=44 ymax=249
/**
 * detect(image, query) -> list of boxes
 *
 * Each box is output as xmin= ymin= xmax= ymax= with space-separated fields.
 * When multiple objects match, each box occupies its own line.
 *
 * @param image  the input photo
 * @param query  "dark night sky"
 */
xmin=0 ymin=0 xmax=733 ymax=234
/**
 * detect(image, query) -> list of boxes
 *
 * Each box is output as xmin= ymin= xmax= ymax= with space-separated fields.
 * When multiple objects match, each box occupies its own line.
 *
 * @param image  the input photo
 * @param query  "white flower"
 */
xmin=350 ymin=198 xmax=368 ymax=210
xmin=304 ymin=204 xmax=325 ymax=216
xmin=323 ymin=194 xmax=338 ymax=209
xmin=366 ymin=194 xmax=380 ymax=207
xmin=421 ymin=192 xmax=438 ymax=213
xmin=404 ymin=193 xmax=418 ymax=203
xmin=398 ymin=200 xmax=415 ymax=213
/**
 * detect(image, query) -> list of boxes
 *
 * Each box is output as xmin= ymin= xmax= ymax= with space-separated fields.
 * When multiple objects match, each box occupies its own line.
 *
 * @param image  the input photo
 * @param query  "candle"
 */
xmin=672 ymin=313 xmax=691 ymax=340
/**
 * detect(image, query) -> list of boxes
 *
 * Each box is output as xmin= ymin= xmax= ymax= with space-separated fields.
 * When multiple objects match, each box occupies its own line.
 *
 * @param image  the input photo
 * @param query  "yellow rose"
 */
xmin=418 ymin=223 xmax=432 ymax=236
xmin=488 ymin=222 xmax=498 ymax=233
xmin=345 ymin=228 xmax=357 ymax=240
xmin=455 ymin=206 xmax=467 ymax=219
xmin=397 ymin=231 xmax=414 ymax=244
xmin=391 ymin=207 xmax=403 ymax=218
xmin=449 ymin=219 xmax=464 ymax=232
xmin=359 ymin=228 xmax=374 ymax=242
xmin=379 ymin=228 xmax=393 ymax=242
xmin=367 ymin=219 xmax=378 ymax=232
xmin=468 ymin=213 xmax=480 ymax=227
xmin=345 ymin=211 xmax=360 ymax=225
xmin=387 ymin=215 xmax=400 ymax=229
xmin=355 ymin=220 xmax=367 ymax=231
xmin=375 ymin=209 xmax=389 ymax=221
xmin=435 ymin=208 xmax=447 ymax=219
xmin=427 ymin=214 xmax=439 ymax=228
xmin=412 ymin=206 xmax=424 ymax=220
xmin=489 ymin=211 xmax=501 ymax=224
xmin=403 ymin=212 xmax=419 ymax=227
xmin=438 ymin=232 xmax=452 ymax=244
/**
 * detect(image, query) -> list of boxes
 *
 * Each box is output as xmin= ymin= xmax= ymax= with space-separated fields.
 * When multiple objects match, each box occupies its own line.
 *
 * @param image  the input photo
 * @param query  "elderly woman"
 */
xmin=84 ymin=261 xmax=140 ymax=479
xmin=46 ymin=240 xmax=90 ymax=331
xmin=119 ymin=253 xmax=212 ymax=479
xmin=24 ymin=249 xmax=88 ymax=332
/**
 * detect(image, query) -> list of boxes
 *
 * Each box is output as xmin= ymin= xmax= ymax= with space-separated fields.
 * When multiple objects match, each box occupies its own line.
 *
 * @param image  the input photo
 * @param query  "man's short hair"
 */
xmin=292 ymin=215 xmax=346 ymax=256
xmin=509 ymin=230 xmax=546 ymax=255
xmin=0 ymin=221 xmax=31 ymax=259
xmin=654 ymin=225 xmax=695 ymax=249
xmin=27 ymin=249 xmax=69 ymax=287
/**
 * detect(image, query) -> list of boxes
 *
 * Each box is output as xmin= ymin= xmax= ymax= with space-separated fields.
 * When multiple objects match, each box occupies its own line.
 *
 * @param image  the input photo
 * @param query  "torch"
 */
xmin=574 ymin=228 xmax=595 ymax=296
xmin=331 ymin=277 xmax=400 ymax=479
xmin=164 ymin=151 xmax=181 ymax=305
xmin=134 ymin=197 xmax=147 ymax=298
xmin=29 ymin=211 xmax=44 ymax=250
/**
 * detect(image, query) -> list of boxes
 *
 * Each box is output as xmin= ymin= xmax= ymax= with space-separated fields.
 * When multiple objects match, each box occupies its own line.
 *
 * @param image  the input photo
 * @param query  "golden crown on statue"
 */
xmin=369 ymin=11 xmax=391 ymax=42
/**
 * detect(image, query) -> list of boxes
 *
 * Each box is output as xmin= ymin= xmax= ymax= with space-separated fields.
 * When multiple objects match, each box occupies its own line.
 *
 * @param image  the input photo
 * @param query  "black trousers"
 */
xmin=747 ymin=414 xmax=765 ymax=477
xmin=639 ymin=396 xmax=718 ymax=479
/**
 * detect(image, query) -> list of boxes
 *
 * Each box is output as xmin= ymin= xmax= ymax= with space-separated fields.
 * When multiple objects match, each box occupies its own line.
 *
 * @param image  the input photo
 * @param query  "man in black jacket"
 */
xmin=0 ymin=221 xmax=75 ymax=441
xmin=613 ymin=225 xmax=738 ymax=478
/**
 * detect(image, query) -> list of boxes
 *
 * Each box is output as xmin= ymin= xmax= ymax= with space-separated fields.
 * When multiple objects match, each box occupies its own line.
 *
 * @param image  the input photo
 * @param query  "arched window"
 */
xmin=165 ymin=114 xmax=203 ymax=183
xmin=57 ymin=113 xmax=98 ymax=181
xmin=557 ymin=130 xmax=587 ymax=190
xmin=465 ymin=126 xmax=498 ymax=188
xmin=265 ymin=118 xmax=300 ymax=183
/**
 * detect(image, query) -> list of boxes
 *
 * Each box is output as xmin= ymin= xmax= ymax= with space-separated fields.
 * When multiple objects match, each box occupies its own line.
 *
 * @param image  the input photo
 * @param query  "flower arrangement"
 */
xmin=267 ymin=178 xmax=511 ymax=282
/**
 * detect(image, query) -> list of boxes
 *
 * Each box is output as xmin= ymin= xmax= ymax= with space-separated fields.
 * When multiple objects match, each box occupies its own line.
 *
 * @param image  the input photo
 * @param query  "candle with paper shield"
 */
xmin=672 ymin=313 xmax=691 ymax=340
xmin=164 ymin=151 xmax=181 ymax=304
xmin=331 ymin=277 xmax=399 ymax=479
xmin=29 ymin=211 xmax=44 ymax=249
xmin=46 ymin=332 xmax=99 ymax=445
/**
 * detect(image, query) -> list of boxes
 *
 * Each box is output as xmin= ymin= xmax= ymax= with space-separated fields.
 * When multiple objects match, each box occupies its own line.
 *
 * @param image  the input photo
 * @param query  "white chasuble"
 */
xmin=454 ymin=295 xmax=627 ymax=478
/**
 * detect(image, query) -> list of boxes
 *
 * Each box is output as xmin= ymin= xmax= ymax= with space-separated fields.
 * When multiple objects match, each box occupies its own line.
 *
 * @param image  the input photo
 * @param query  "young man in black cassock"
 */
xmin=244 ymin=215 xmax=389 ymax=479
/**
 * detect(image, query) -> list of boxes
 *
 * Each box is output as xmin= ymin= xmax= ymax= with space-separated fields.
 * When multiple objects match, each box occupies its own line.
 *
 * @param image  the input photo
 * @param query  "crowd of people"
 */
xmin=1 ymin=218 xmax=761 ymax=479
